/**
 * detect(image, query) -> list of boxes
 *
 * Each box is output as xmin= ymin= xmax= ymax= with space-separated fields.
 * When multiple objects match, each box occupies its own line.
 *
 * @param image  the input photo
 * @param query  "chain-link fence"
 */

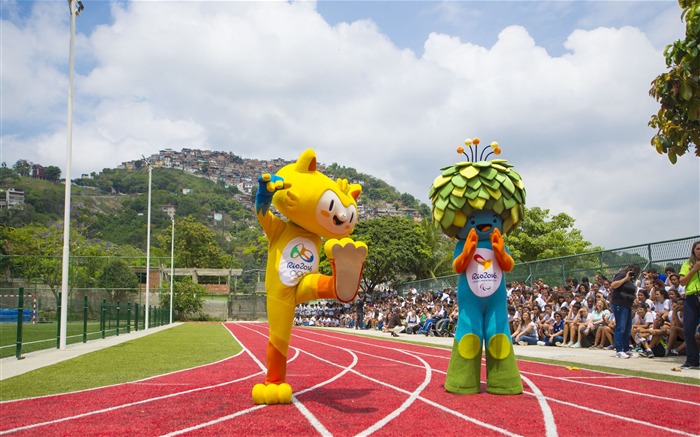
xmin=398 ymin=236 xmax=699 ymax=293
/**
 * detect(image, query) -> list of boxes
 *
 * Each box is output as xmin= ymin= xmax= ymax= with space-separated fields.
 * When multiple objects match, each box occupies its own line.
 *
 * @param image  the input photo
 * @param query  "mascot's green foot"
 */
xmin=324 ymin=238 xmax=368 ymax=303
xmin=445 ymin=339 xmax=482 ymax=394
xmin=252 ymin=383 xmax=293 ymax=405
xmin=484 ymin=334 xmax=523 ymax=395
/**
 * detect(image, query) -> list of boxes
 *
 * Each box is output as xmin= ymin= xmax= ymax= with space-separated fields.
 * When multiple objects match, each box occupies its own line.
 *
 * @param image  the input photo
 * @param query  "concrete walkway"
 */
xmin=0 ymin=323 xmax=182 ymax=381
xmin=324 ymin=327 xmax=700 ymax=381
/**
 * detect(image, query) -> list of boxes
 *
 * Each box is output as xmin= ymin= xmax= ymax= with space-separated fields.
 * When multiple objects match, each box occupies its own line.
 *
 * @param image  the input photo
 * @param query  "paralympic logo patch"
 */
xmin=466 ymin=248 xmax=502 ymax=297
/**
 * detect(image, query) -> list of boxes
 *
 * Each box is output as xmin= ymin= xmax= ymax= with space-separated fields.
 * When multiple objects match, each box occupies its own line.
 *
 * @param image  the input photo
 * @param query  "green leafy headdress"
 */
xmin=429 ymin=137 xmax=526 ymax=238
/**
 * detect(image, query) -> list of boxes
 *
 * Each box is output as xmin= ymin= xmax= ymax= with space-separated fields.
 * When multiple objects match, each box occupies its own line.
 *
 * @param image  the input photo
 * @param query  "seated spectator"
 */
xmin=405 ymin=308 xmax=420 ymax=334
xmin=631 ymin=303 xmax=655 ymax=357
xmin=541 ymin=312 xmax=565 ymax=346
xmin=568 ymin=305 xmax=592 ymax=348
xmin=418 ymin=310 xmax=439 ymax=336
xmin=586 ymin=299 xmax=611 ymax=349
xmin=387 ymin=308 xmax=404 ymax=337
xmin=560 ymin=302 xmax=581 ymax=347
xmin=636 ymin=289 xmax=654 ymax=310
xmin=666 ymin=300 xmax=685 ymax=356
xmin=666 ymin=273 xmax=685 ymax=295
xmin=507 ymin=306 xmax=518 ymax=334
xmin=596 ymin=311 xmax=616 ymax=349
xmin=512 ymin=311 xmax=539 ymax=345
xmin=652 ymin=288 xmax=672 ymax=323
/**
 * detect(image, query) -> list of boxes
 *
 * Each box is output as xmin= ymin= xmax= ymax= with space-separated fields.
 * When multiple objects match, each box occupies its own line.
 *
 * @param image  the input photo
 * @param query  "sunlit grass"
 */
xmin=0 ymin=323 xmax=240 ymax=401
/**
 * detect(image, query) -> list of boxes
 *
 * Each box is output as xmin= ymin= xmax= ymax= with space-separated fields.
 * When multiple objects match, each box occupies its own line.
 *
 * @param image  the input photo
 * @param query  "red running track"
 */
xmin=1 ymin=322 xmax=699 ymax=436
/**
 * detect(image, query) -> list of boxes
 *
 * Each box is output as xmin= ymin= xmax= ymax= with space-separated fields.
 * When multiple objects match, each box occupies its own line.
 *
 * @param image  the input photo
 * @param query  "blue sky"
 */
xmin=1 ymin=0 xmax=698 ymax=249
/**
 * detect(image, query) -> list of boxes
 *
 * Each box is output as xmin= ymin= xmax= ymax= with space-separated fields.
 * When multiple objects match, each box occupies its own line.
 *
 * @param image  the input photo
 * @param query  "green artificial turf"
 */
xmin=0 ymin=323 xmax=240 ymax=401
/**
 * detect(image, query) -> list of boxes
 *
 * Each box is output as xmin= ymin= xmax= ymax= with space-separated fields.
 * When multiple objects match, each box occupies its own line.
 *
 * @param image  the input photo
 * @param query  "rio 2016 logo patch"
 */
xmin=279 ymin=237 xmax=319 ymax=286
xmin=465 ymin=248 xmax=502 ymax=297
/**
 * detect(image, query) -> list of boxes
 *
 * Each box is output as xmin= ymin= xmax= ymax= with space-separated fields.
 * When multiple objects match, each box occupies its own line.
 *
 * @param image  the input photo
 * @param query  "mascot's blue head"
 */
xmin=457 ymin=210 xmax=503 ymax=241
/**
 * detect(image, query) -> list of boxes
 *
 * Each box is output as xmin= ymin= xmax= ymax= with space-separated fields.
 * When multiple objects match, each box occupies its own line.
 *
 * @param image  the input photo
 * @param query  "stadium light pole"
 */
xmin=59 ymin=0 xmax=83 ymax=350
xmin=144 ymin=157 xmax=153 ymax=330
xmin=169 ymin=212 xmax=175 ymax=324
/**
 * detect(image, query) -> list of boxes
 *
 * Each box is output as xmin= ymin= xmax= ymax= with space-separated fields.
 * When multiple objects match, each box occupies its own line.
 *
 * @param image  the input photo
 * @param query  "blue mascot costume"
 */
xmin=429 ymin=138 xmax=526 ymax=395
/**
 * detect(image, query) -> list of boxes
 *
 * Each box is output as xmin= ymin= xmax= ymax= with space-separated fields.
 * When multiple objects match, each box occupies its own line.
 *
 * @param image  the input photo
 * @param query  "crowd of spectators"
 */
xmin=294 ymin=287 xmax=458 ymax=337
xmin=503 ymin=268 xmax=696 ymax=359
xmin=294 ymin=266 xmax=700 ymax=362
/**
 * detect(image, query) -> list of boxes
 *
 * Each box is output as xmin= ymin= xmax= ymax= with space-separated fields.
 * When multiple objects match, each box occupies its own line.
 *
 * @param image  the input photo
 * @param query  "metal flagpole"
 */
xmin=59 ymin=0 xmax=83 ymax=350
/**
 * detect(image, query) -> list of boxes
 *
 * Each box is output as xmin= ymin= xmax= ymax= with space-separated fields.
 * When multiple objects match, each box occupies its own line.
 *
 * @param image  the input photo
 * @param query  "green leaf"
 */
xmin=681 ymin=82 xmax=693 ymax=100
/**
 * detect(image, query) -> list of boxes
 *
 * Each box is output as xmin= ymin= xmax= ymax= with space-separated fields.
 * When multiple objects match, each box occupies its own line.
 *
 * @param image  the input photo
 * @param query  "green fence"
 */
xmin=398 ymin=236 xmax=699 ymax=293
xmin=0 ymin=287 xmax=169 ymax=359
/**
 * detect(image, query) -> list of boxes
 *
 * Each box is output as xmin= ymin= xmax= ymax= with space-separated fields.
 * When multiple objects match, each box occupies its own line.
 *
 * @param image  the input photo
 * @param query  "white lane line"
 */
xmin=521 ymin=375 xmax=558 ymax=437
xmin=354 ymin=350 xmax=432 ymax=437
xmin=295 ymin=329 xmax=522 ymax=437
xmin=520 ymin=369 xmax=700 ymax=407
xmin=0 ymin=372 xmax=262 ymax=436
xmin=522 ymin=391 xmax=700 ymax=437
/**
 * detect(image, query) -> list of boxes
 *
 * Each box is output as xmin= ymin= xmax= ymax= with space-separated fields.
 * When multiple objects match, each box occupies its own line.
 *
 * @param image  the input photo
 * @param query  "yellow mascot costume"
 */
xmin=251 ymin=149 xmax=368 ymax=405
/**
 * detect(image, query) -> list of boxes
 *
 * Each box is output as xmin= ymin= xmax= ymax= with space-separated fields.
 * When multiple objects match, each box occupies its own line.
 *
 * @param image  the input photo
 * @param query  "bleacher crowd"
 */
xmin=294 ymin=266 xmax=700 ymax=363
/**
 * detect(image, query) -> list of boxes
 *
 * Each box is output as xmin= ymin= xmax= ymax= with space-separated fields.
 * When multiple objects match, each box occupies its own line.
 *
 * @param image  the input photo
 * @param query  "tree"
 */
xmin=45 ymin=166 xmax=61 ymax=182
xmin=649 ymin=0 xmax=700 ymax=163
xmin=159 ymin=277 xmax=205 ymax=320
xmin=156 ymin=215 xmax=231 ymax=268
xmin=6 ymin=222 xmax=110 ymax=299
xmin=421 ymin=220 xmax=455 ymax=279
xmin=0 ymin=164 xmax=19 ymax=185
xmin=12 ymin=160 xmax=31 ymax=177
xmin=350 ymin=216 xmax=433 ymax=293
xmin=99 ymin=258 xmax=139 ymax=303
xmin=504 ymin=207 xmax=601 ymax=263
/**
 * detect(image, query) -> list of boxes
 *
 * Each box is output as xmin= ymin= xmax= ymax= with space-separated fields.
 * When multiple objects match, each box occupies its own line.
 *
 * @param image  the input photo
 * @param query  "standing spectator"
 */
xmin=355 ymin=298 xmax=364 ymax=330
xmin=679 ymin=241 xmax=700 ymax=369
xmin=610 ymin=264 xmax=641 ymax=359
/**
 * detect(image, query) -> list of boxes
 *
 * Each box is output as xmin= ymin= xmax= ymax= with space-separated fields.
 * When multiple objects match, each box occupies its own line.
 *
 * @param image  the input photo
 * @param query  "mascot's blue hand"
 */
xmin=255 ymin=173 xmax=287 ymax=215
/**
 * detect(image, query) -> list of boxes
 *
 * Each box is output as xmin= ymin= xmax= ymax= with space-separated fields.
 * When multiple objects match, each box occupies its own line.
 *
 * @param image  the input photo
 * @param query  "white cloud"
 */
xmin=1 ymin=0 xmax=697 ymax=250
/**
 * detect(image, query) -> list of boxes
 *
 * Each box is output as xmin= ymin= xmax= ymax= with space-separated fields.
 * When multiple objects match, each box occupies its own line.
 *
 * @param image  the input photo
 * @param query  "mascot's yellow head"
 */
xmin=273 ymin=149 xmax=362 ymax=239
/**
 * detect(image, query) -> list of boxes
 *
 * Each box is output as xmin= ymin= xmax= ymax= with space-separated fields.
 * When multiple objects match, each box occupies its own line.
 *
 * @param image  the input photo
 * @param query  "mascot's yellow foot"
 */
xmin=252 ymin=383 xmax=293 ymax=405
xmin=324 ymin=238 xmax=368 ymax=303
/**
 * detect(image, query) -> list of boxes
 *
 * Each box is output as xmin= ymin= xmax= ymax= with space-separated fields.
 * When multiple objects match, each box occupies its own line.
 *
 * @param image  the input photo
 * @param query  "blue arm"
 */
xmin=255 ymin=173 xmax=287 ymax=215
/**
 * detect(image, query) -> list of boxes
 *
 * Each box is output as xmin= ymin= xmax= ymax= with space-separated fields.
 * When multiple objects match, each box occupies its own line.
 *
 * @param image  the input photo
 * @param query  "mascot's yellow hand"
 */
xmin=261 ymin=173 xmax=291 ymax=193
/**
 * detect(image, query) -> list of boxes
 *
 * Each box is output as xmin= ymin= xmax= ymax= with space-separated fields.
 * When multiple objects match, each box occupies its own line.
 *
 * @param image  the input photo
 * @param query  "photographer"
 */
xmin=610 ymin=264 xmax=641 ymax=359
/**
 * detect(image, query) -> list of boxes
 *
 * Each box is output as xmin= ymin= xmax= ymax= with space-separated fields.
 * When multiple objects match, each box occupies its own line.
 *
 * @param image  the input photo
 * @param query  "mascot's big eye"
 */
xmin=329 ymin=199 xmax=335 ymax=211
